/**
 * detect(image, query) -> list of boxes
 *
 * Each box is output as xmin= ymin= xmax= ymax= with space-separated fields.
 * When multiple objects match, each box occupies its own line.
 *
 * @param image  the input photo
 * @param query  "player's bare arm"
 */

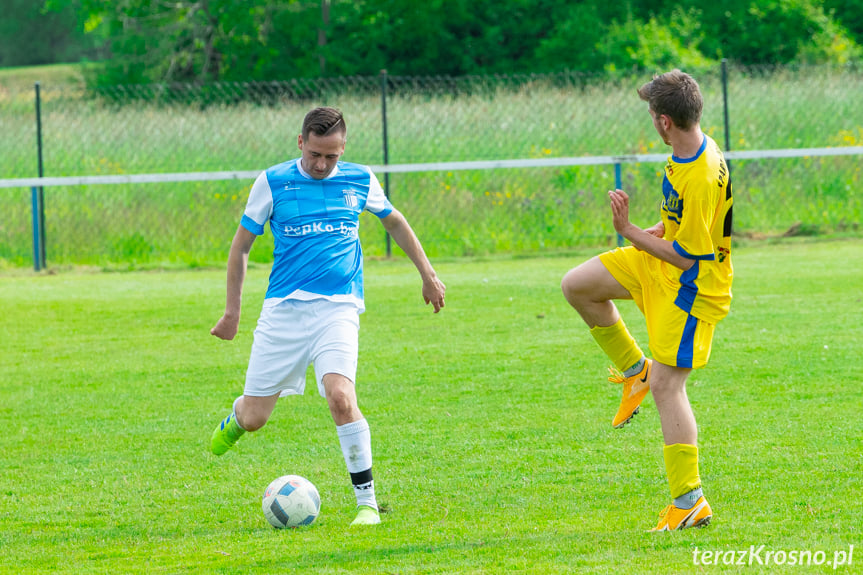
xmin=608 ymin=189 xmax=694 ymax=271
xmin=381 ymin=210 xmax=446 ymax=313
xmin=644 ymin=220 xmax=665 ymax=238
xmin=211 ymin=225 xmax=257 ymax=340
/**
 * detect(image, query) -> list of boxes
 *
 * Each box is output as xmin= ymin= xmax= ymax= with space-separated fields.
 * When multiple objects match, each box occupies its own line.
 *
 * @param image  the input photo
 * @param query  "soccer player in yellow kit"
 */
xmin=561 ymin=70 xmax=733 ymax=531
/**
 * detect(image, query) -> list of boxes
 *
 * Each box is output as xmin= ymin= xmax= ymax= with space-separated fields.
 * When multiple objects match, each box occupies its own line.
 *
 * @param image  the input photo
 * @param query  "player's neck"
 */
xmin=671 ymin=128 xmax=704 ymax=160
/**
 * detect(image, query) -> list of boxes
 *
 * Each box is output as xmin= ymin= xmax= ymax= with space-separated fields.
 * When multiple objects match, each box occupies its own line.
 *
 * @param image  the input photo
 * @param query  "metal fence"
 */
xmin=1 ymin=62 xmax=862 ymax=268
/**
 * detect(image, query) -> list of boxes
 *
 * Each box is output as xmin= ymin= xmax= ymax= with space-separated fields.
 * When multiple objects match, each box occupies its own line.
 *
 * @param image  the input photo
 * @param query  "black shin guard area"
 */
xmin=350 ymin=468 xmax=373 ymax=488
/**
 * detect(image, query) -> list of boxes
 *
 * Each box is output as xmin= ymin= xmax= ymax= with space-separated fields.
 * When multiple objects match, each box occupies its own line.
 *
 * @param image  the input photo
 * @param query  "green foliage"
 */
xmin=795 ymin=5 xmax=863 ymax=64
xmin=13 ymin=0 xmax=859 ymax=85
xmin=1 ymin=240 xmax=862 ymax=572
xmin=533 ymin=4 xmax=608 ymax=73
xmin=52 ymin=0 xmax=325 ymax=84
xmin=675 ymin=0 xmax=863 ymax=64
xmin=599 ymin=9 xmax=717 ymax=73
xmin=0 ymin=0 xmax=96 ymax=67
xmin=535 ymin=4 xmax=715 ymax=74
xmin=825 ymin=0 xmax=863 ymax=42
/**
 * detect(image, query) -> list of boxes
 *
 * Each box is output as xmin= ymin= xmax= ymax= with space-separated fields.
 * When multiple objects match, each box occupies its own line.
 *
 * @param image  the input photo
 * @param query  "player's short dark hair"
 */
xmin=637 ymin=70 xmax=703 ymax=130
xmin=302 ymin=107 xmax=346 ymax=140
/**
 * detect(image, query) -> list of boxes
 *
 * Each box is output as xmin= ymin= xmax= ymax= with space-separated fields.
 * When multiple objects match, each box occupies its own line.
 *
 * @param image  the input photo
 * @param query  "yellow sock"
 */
xmin=663 ymin=443 xmax=701 ymax=499
xmin=589 ymin=318 xmax=644 ymax=372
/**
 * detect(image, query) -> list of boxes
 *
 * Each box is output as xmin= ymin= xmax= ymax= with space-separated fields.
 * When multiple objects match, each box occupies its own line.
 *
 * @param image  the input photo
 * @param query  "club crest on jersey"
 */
xmin=342 ymin=188 xmax=358 ymax=208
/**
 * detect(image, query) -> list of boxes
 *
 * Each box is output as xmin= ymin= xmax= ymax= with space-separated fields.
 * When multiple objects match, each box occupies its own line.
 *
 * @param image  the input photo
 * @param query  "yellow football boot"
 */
xmin=608 ymin=359 xmax=651 ymax=428
xmin=650 ymin=496 xmax=712 ymax=531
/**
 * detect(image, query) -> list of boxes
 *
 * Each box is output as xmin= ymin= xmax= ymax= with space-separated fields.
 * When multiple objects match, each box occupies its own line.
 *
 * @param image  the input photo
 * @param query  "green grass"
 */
xmin=1 ymin=64 xmax=862 ymax=266
xmin=0 ymin=63 xmax=87 ymax=90
xmin=1 ymin=238 xmax=861 ymax=573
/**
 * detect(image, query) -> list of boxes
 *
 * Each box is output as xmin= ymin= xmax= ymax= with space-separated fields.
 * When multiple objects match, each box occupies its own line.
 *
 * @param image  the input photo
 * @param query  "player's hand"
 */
xmin=645 ymin=221 xmax=665 ymax=239
xmin=631 ymin=220 xmax=666 ymax=250
xmin=608 ymin=189 xmax=632 ymax=234
xmin=211 ymin=314 xmax=240 ymax=340
xmin=422 ymin=276 xmax=446 ymax=313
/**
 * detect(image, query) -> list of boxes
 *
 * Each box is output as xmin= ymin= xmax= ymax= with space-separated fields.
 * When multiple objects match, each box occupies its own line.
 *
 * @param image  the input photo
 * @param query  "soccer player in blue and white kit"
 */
xmin=209 ymin=107 xmax=446 ymax=526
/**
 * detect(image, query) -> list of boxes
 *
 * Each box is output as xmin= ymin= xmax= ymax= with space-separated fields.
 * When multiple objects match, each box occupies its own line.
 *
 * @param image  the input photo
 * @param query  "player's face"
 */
xmin=298 ymin=131 xmax=345 ymax=179
xmin=649 ymin=108 xmax=671 ymax=146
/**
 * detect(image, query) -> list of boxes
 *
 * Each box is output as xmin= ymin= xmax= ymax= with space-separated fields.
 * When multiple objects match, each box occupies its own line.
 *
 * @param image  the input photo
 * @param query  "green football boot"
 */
xmin=210 ymin=412 xmax=245 ymax=455
xmin=350 ymin=505 xmax=381 ymax=526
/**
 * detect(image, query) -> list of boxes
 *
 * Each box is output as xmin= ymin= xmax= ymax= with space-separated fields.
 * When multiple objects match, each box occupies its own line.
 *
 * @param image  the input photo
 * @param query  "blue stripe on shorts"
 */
xmin=676 ymin=314 xmax=699 ymax=368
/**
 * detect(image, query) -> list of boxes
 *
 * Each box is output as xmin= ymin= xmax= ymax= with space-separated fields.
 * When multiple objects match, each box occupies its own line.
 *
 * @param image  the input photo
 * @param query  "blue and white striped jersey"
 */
xmin=241 ymin=159 xmax=394 ymax=311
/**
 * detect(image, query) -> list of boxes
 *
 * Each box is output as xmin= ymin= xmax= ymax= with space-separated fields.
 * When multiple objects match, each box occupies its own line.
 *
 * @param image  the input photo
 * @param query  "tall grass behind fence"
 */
xmin=1 ymin=64 xmax=862 ymax=268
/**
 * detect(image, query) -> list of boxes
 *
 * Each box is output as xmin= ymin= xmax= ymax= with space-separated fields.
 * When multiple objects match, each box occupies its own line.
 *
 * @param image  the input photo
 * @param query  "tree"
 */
xmin=670 ymin=0 xmax=862 ymax=65
xmin=22 ymin=0 xmax=863 ymax=85
xmin=825 ymin=0 xmax=863 ymax=44
xmin=60 ymin=0 xmax=322 ymax=84
xmin=0 ymin=0 xmax=96 ymax=67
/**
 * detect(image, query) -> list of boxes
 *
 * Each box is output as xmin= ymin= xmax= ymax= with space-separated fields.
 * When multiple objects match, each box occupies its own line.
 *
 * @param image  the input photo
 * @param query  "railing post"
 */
xmin=31 ymin=187 xmax=42 ymax=271
xmin=380 ymin=69 xmax=392 ymax=257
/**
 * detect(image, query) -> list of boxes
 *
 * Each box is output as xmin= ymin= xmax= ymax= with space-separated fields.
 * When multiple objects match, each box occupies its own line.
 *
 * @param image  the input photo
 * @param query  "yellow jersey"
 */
xmin=660 ymin=134 xmax=733 ymax=323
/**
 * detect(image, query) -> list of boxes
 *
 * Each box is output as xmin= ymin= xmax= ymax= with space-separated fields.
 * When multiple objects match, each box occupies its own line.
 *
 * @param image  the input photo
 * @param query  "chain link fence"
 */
xmin=1 ymin=63 xmax=862 ymax=268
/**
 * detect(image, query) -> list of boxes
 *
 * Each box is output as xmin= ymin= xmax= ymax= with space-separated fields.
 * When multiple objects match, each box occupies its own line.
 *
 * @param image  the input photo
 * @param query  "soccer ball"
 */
xmin=261 ymin=475 xmax=321 ymax=528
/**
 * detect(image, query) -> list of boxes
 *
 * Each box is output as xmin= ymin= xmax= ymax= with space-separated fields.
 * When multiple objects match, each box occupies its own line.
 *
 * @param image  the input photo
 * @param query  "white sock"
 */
xmin=336 ymin=418 xmax=377 ymax=510
xmin=232 ymin=396 xmax=246 ymax=430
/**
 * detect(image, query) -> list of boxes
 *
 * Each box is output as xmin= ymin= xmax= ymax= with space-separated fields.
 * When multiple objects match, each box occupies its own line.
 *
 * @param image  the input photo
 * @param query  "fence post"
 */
xmin=614 ymin=162 xmax=624 ymax=247
xmin=721 ymin=59 xmax=732 ymax=173
xmin=379 ymin=69 xmax=392 ymax=257
xmin=31 ymin=187 xmax=42 ymax=271
xmin=34 ymin=82 xmax=46 ymax=270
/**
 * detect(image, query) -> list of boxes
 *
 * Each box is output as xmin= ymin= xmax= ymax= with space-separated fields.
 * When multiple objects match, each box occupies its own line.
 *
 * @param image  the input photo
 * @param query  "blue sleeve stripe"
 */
xmin=374 ymin=206 xmax=394 ymax=219
xmin=241 ymin=214 xmax=265 ymax=236
xmin=370 ymin=197 xmax=394 ymax=219
xmin=673 ymin=240 xmax=716 ymax=261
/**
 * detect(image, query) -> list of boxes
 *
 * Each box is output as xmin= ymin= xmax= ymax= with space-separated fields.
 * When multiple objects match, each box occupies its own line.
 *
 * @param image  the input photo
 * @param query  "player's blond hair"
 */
xmin=302 ymin=106 xmax=346 ymax=140
xmin=637 ymin=70 xmax=703 ymax=130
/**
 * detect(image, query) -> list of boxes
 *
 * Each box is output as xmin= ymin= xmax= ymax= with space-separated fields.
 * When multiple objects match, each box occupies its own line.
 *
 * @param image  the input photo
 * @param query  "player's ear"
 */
xmin=661 ymin=114 xmax=673 ymax=131
xmin=297 ymin=134 xmax=303 ymax=151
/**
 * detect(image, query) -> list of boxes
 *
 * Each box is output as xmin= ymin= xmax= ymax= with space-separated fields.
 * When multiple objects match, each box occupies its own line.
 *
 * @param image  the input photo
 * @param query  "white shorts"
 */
xmin=244 ymin=298 xmax=360 ymax=398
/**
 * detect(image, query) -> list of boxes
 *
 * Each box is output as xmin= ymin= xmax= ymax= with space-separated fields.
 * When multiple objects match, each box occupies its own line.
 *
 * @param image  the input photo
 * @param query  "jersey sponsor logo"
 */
xmin=661 ymin=175 xmax=682 ymax=224
xmin=663 ymin=190 xmax=683 ymax=224
xmin=281 ymin=179 xmax=300 ymax=192
xmin=342 ymin=188 xmax=358 ymax=208
xmin=284 ymin=221 xmax=358 ymax=238
xmin=718 ymin=246 xmax=730 ymax=262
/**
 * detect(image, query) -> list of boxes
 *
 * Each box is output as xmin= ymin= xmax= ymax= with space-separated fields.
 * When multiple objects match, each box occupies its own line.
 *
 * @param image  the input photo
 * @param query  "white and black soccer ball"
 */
xmin=262 ymin=475 xmax=321 ymax=528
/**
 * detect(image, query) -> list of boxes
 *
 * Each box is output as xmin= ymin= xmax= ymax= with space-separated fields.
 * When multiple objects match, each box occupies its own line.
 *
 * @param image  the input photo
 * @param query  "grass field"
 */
xmin=1 ymin=238 xmax=861 ymax=573
xmin=0 ymin=63 xmax=87 ymax=90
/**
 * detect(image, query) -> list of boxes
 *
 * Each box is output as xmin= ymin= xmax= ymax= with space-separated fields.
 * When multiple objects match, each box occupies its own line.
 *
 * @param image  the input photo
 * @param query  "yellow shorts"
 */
xmin=599 ymin=246 xmax=715 ymax=369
